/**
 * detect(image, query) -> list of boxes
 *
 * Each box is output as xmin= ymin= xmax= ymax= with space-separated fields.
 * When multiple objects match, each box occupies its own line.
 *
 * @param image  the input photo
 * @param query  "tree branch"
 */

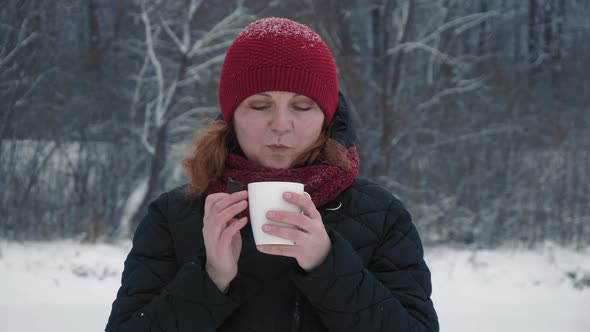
xmin=141 ymin=1 xmax=166 ymax=128
xmin=169 ymin=106 xmax=218 ymax=124
xmin=187 ymin=39 xmax=234 ymax=57
xmin=131 ymin=53 xmax=150 ymax=121
xmin=179 ymin=53 xmax=227 ymax=86
xmin=388 ymin=41 xmax=467 ymax=69
xmin=141 ymin=101 xmax=155 ymax=155
xmin=417 ymin=77 xmax=485 ymax=111
xmin=0 ymin=32 xmax=38 ymax=69
xmin=14 ymin=71 xmax=49 ymax=108
xmin=161 ymin=19 xmax=186 ymax=54
xmin=187 ymin=6 xmax=251 ymax=58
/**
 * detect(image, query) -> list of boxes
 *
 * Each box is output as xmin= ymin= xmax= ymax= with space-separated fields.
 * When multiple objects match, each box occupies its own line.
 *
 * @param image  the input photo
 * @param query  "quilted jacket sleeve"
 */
xmin=292 ymin=200 xmax=439 ymax=332
xmin=105 ymin=193 xmax=240 ymax=332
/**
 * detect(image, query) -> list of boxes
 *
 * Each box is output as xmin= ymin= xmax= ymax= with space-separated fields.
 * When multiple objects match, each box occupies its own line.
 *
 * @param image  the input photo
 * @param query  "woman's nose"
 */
xmin=269 ymin=108 xmax=292 ymax=133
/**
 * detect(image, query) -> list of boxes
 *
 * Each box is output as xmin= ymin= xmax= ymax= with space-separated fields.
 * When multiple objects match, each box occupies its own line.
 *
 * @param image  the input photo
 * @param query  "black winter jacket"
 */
xmin=106 ymin=94 xmax=438 ymax=332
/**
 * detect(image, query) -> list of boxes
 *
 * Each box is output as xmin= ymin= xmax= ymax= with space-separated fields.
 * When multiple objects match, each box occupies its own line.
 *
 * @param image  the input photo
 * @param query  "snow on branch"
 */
xmin=169 ymin=107 xmax=218 ymax=125
xmin=159 ymin=0 xmax=202 ymax=55
xmin=170 ymin=124 xmax=201 ymax=136
xmin=188 ymin=0 xmax=203 ymax=21
xmin=161 ymin=80 xmax=178 ymax=120
xmin=393 ymin=0 xmax=411 ymax=44
xmin=14 ymin=71 xmax=49 ymax=108
xmin=187 ymin=6 xmax=252 ymax=58
xmin=180 ymin=53 xmax=226 ymax=86
xmin=188 ymin=38 xmax=235 ymax=58
xmin=0 ymin=31 xmax=38 ymax=69
xmin=387 ymin=10 xmax=501 ymax=63
xmin=141 ymin=100 xmax=156 ymax=155
xmin=452 ymin=10 xmax=501 ymax=35
xmin=161 ymin=19 xmax=186 ymax=54
xmin=141 ymin=1 xmax=166 ymax=128
xmin=389 ymin=41 xmax=466 ymax=69
xmin=417 ymin=77 xmax=485 ymax=111
xmin=130 ymin=54 xmax=150 ymax=121
xmin=419 ymin=10 xmax=501 ymax=46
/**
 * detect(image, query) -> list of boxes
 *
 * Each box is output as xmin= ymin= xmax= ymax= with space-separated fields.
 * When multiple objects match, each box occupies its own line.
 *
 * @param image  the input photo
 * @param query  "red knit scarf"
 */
xmin=208 ymin=146 xmax=359 ymax=208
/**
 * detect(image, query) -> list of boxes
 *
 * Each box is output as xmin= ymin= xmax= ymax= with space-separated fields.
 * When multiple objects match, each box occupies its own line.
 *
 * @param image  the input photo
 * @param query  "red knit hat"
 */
xmin=218 ymin=17 xmax=338 ymax=127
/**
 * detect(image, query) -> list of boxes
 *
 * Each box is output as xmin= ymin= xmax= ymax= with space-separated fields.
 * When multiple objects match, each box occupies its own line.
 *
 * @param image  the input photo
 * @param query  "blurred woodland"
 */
xmin=1 ymin=0 xmax=589 ymax=248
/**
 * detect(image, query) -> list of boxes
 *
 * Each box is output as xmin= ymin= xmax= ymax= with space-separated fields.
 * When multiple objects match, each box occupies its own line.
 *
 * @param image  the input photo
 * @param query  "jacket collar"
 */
xmin=329 ymin=91 xmax=356 ymax=148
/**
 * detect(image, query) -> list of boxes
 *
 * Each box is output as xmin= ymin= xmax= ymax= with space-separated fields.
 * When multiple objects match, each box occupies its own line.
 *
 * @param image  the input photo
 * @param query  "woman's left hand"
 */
xmin=256 ymin=192 xmax=331 ymax=271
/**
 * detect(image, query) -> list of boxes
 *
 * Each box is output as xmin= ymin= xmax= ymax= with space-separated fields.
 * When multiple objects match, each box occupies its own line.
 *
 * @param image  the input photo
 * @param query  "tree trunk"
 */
xmin=528 ymin=0 xmax=537 ymax=67
xmin=86 ymin=0 xmax=102 ymax=72
xmin=129 ymin=123 xmax=168 ymax=233
xmin=374 ymin=0 xmax=413 ymax=177
xmin=478 ymin=0 xmax=488 ymax=56
xmin=543 ymin=0 xmax=553 ymax=57
xmin=553 ymin=0 xmax=565 ymax=98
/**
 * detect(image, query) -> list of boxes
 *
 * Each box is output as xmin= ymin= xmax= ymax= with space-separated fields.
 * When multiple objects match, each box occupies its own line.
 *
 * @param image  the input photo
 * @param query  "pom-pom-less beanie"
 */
xmin=218 ymin=17 xmax=338 ymax=127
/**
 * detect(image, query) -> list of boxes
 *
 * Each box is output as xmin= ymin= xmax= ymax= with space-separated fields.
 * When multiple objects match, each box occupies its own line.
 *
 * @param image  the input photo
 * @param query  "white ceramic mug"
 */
xmin=247 ymin=181 xmax=307 ymax=245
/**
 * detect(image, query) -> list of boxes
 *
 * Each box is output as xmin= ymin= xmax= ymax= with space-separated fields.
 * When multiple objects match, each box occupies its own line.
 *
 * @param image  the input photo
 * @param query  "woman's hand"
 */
xmin=203 ymin=190 xmax=249 ymax=292
xmin=256 ymin=192 xmax=331 ymax=271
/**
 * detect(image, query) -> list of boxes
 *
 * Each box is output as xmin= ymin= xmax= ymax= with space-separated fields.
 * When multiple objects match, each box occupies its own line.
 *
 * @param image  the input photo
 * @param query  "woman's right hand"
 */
xmin=202 ymin=190 xmax=249 ymax=293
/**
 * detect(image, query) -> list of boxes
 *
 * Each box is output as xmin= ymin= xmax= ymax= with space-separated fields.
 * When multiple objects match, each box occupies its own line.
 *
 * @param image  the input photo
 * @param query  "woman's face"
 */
xmin=233 ymin=91 xmax=325 ymax=169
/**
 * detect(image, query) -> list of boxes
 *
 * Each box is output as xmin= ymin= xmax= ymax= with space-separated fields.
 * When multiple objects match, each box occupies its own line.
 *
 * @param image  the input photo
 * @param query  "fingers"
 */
xmin=209 ymin=190 xmax=248 ymax=213
xmin=258 ymin=194 xmax=330 ymax=270
xmin=282 ymin=192 xmax=320 ymax=219
xmin=265 ymin=191 xmax=320 ymax=232
xmin=216 ymin=200 xmax=248 ymax=223
xmin=266 ymin=211 xmax=309 ymax=232
xmin=204 ymin=191 xmax=248 ymax=223
xmin=257 ymin=244 xmax=298 ymax=257
xmin=204 ymin=192 xmax=227 ymax=211
xmin=262 ymin=223 xmax=303 ymax=243
xmin=219 ymin=217 xmax=248 ymax=245
xmin=257 ymin=226 xmax=332 ymax=271
xmin=204 ymin=191 xmax=248 ymax=239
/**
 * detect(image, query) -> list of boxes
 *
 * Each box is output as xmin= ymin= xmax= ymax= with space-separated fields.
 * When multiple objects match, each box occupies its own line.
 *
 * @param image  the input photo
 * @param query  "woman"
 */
xmin=106 ymin=17 xmax=438 ymax=332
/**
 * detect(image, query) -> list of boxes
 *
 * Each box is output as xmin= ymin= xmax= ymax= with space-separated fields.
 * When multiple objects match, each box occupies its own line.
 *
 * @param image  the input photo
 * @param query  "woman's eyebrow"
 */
xmin=292 ymin=93 xmax=312 ymax=99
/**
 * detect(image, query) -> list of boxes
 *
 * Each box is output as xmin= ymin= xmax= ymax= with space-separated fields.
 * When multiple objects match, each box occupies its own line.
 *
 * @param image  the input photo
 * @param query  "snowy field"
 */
xmin=1 ymin=241 xmax=589 ymax=332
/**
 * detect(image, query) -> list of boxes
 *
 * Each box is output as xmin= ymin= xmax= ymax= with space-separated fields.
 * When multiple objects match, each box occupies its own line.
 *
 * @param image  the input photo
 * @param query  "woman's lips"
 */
xmin=267 ymin=144 xmax=290 ymax=152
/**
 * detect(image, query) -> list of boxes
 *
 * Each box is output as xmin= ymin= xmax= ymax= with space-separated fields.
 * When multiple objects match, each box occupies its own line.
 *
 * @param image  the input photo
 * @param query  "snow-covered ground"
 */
xmin=0 ymin=240 xmax=589 ymax=332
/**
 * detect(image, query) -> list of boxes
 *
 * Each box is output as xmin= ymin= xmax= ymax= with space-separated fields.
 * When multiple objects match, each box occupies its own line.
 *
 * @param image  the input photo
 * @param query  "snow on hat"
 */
xmin=218 ymin=17 xmax=338 ymax=127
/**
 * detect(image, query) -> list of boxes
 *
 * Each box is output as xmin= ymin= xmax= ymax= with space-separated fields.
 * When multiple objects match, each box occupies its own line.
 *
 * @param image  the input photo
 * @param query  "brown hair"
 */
xmin=181 ymin=119 xmax=351 ymax=196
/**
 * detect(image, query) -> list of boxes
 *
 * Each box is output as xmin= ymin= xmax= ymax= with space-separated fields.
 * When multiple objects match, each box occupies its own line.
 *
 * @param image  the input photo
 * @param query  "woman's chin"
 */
xmin=259 ymin=157 xmax=293 ymax=169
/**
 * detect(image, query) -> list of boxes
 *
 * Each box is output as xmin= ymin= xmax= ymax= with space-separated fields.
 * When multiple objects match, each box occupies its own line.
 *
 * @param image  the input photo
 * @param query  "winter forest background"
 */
xmin=2 ymin=0 xmax=589 ymax=248
xmin=2 ymin=1 xmax=590 ymax=331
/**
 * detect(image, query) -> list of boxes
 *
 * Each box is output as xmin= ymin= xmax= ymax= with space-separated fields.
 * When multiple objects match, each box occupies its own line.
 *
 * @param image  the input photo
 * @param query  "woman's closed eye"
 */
xmin=250 ymin=104 xmax=270 ymax=110
xmin=293 ymin=104 xmax=313 ymax=111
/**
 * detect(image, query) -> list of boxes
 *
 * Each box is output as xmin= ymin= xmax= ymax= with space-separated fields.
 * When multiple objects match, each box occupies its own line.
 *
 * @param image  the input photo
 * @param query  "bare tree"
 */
xmin=0 ymin=0 xmax=46 ymax=156
xmin=120 ymin=0 xmax=254 ymax=237
xmin=1 ymin=0 xmax=589 ymax=247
